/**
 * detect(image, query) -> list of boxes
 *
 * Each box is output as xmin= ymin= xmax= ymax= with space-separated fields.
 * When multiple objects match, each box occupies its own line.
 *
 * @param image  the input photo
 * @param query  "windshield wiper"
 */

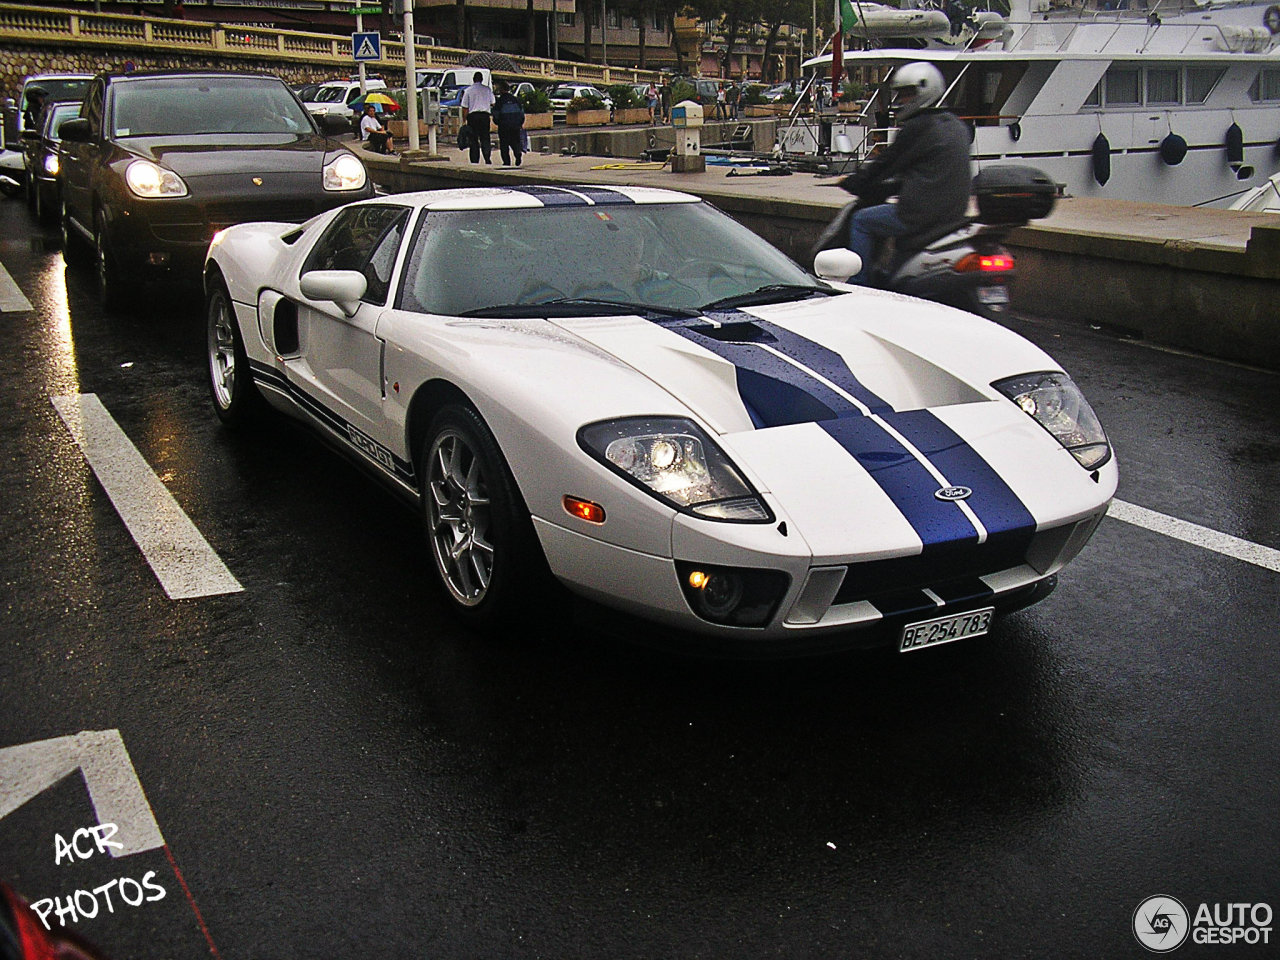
xmin=459 ymin=298 xmax=700 ymax=320
xmin=699 ymin=283 xmax=835 ymax=312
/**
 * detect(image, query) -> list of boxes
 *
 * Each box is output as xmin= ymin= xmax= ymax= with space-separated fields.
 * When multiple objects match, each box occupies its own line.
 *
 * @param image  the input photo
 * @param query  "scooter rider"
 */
xmin=840 ymin=62 xmax=971 ymax=284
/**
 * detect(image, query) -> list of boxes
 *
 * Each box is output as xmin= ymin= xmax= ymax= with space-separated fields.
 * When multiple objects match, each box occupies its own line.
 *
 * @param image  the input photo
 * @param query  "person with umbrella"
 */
xmin=359 ymin=101 xmax=396 ymax=154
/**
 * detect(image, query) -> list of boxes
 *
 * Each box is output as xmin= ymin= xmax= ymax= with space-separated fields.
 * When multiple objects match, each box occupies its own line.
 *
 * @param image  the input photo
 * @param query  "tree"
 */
xmin=687 ymin=0 xmax=767 ymax=78
xmin=759 ymin=0 xmax=809 ymax=82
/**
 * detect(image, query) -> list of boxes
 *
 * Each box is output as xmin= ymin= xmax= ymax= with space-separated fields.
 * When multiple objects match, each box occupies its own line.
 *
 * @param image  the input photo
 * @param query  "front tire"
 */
xmin=61 ymin=200 xmax=89 ymax=265
xmin=420 ymin=404 xmax=547 ymax=628
xmin=207 ymin=279 xmax=262 ymax=426
xmin=95 ymin=207 xmax=126 ymax=308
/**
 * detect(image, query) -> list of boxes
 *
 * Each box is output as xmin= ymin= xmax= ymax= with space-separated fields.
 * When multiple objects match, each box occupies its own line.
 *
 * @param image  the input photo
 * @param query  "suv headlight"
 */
xmin=994 ymin=371 xmax=1111 ymax=470
xmin=579 ymin=417 xmax=772 ymax=522
xmin=323 ymin=153 xmax=367 ymax=191
xmin=124 ymin=159 xmax=187 ymax=198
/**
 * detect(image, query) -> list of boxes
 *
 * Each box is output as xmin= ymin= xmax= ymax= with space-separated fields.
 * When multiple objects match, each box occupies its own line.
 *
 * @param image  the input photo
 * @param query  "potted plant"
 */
xmin=838 ymin=79 xmax=867 ymax=113
xmin=566 ymin=93 xmax=609 ymax=126
xmin=741 ymin=83 xmax=773 ymax=117
xmin=607 ymin=83 xmax=650 ymax=124
xmin=519 ymin=87 xmax=553 ymax=129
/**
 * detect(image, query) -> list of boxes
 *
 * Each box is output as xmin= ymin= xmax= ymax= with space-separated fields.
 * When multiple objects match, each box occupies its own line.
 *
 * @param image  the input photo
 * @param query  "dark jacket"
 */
xmin=492 ymin=92 xmax=525 ymax=130
xmin=842 ymin=109 xmax=971 ymax=232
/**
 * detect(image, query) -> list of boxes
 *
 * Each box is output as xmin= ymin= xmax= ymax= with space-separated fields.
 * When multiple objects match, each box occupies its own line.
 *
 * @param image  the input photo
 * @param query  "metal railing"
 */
xmin=0 ymin=2 xmax=659 ymax=85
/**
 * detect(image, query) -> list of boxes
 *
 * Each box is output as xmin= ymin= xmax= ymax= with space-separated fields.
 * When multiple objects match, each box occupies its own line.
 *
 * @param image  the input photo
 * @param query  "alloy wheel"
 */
xmin=426 ymin=429 xmax=495 ymax=607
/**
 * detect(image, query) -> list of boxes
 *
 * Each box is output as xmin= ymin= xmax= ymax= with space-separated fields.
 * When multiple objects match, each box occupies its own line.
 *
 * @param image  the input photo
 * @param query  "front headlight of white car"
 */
xmin=124 ymin=159 xmax=188 ymax=198
xmin=994 ymin=371 xmax=1111 ymax=470
xmin=579 ymin=417 xmax=772 ymax=521
xmin=323 ymin=153 xmax=367 ymax=192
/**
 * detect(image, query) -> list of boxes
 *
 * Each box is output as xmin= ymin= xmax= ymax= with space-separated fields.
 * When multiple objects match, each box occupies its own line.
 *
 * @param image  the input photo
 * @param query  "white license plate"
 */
xmin=977 ymin=285 xmax=1010 ymax=305
xmin=899 ymin=607 xmax=995 ymax=652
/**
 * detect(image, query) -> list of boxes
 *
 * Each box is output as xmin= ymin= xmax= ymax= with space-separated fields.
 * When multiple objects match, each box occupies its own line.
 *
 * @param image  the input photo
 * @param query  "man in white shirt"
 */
xmin=359 ymin=104 xmax=394 ymax=154
xmin=459 ymin=72 xmax=495 ymax=164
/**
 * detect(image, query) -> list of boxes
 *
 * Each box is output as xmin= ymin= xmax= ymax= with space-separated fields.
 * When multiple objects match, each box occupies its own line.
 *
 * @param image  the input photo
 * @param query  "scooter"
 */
xmin=811 ymin=165 xmax=1058 ymax=320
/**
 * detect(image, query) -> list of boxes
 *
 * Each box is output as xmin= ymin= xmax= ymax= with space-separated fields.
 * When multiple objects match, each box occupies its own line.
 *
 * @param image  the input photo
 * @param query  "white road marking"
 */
xmin=51 ymin=393 xmax=243 ymax=599
xmin=1109 ymin=499 xmax=1280 ymax=574
xmin=0 ymin=259 xmax=33 ymax=312
xmin=0 ymin=730 xmax=165 ymax=858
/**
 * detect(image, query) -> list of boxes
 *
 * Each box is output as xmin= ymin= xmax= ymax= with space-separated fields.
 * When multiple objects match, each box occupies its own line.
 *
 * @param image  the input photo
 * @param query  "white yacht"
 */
xmin=804 ymin=0 xmax=1280 ymax=207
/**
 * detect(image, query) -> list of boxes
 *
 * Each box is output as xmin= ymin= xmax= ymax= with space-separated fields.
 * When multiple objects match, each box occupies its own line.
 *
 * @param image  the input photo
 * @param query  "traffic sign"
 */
xmin=352 ymin=6 xmax=381 ymax=13
xmin=352 ymin=30 xmax=382 ymax=62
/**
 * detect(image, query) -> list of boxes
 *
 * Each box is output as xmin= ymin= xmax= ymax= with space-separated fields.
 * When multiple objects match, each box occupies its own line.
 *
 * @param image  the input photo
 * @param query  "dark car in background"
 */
xmin=22 ymin=99 xmax=83 ymax=220
xmin=58 ymin=70 xmax=372 ymax=304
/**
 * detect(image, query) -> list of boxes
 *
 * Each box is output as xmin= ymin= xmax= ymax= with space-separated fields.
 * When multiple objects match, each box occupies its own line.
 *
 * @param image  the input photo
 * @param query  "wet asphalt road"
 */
xmin=0 ymin=198 xmax=1276 ymax=960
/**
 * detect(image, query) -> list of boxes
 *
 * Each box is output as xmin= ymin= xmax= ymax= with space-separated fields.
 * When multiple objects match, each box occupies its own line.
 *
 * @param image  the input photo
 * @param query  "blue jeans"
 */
xmin=847 ymin=203 xmax=910 ymax=285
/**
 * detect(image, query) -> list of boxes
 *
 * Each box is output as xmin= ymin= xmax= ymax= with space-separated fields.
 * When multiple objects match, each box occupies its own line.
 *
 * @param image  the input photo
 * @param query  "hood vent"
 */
xmin=689 ymin=320 xmax=777 ymax=344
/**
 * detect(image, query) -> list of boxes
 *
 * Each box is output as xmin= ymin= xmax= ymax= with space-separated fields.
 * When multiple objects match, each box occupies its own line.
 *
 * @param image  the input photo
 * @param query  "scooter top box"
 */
xmin=973 ymin=165 xmax=1057 ymax=224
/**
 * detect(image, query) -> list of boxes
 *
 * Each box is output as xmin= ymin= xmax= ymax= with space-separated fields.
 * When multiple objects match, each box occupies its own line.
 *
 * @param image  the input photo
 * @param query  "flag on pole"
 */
xmin=840 ymin=0 xmax=859 ymax=31
xmin=831 ymin=0 xmax=846 ymax=99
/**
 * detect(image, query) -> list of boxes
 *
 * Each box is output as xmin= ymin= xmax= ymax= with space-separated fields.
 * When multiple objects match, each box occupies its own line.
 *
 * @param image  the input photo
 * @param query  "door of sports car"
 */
xmin=287 ymin=203 xmax=411 ymax=445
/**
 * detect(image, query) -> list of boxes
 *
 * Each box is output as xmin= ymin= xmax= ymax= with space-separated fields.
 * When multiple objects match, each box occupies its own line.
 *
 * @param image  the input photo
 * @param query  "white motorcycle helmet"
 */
xmin=890 ymin=62 xmax=946 ymax=121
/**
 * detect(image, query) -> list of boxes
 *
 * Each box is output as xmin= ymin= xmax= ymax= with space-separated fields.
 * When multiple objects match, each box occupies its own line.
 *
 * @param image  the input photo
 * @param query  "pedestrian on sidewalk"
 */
xmin=492 ymin=79 xmax=525 ymax=167
xmin=460 ymin=71 xmax=495 ymax=164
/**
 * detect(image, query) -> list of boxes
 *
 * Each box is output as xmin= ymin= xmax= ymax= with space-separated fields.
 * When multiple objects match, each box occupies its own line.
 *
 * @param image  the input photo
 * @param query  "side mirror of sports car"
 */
xmin=813 ymin=248 xmax=863 ymax=282
xmin=299 ymin=269 xmax=367 ymax=317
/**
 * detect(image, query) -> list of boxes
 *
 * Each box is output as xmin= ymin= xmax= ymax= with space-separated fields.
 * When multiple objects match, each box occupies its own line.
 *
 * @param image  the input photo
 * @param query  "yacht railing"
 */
xmin=999 ymin=12 xmax=1276 ymax=55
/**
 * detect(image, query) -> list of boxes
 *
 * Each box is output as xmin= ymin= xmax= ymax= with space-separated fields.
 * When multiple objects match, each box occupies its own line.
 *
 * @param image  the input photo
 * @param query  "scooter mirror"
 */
xmin=813 ymin=248 xmax=862 ymax=282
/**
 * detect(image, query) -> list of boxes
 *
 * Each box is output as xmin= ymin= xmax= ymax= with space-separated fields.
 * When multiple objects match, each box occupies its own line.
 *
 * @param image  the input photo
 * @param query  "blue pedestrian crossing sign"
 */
xmin=352 ymin=31 xmax=381 ymax=62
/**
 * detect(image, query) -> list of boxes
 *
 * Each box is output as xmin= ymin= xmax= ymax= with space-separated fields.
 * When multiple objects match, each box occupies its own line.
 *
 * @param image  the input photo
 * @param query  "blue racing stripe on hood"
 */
xmin=883 ymin=410 xmax=1036 ymax=538
xmin=651 ymin=310 xmax=1035 ymax=548
xmin=822 ymin=415 xmax=980 ymax=547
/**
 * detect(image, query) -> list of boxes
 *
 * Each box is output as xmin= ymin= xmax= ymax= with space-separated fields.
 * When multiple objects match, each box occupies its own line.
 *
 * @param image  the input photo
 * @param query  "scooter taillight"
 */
xmin=954 ymin=252 xmax=1015 ymax=273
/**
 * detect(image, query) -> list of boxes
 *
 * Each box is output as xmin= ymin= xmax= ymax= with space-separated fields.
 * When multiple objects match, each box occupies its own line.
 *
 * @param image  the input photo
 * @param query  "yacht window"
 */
xmin=1105 ymin=67 xmax=1141 ymax=105
xmin=1084 ymin=81 xmax=1101 ymax=108
xmin=1250 ymin=68 xmax=1280 ymax=102
xmin=1185 ymin=67 xmax=1224 ymax=104
xmin=1146 ymin=68 xmax=1180 ymax=105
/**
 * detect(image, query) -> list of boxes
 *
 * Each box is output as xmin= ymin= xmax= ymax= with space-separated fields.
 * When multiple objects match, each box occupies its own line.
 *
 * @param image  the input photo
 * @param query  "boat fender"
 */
xmin=1092 ymin=133 xmax=1111 ymax=185
xmin=1266 ymin=5 xmax=1280 ymax=34
xmin=1009 ymin=121 xmax=1021 ymax=142
xmin=1226 ymin=122 xmax=1244 ymax=168
xmin=1160 ymin=133 xmax=1187 ymax=165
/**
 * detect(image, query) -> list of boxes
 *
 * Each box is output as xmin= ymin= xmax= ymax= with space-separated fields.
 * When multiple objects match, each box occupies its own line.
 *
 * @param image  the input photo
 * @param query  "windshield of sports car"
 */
xmin=111 ymin=76 xmax=314 ymax=138
xmin=398 ymin=200 xmax=826 ymax=317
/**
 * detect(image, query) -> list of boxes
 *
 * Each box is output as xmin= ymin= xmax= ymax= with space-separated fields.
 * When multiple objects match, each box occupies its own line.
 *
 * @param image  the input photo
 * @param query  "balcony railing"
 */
xmin=0 ymin=2 xmax=658 ymax=85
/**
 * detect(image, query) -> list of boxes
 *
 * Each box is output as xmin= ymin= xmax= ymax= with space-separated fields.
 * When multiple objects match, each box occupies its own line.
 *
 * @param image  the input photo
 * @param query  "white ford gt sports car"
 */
xmin=204 ymin=185 xmax=1116 ymax=654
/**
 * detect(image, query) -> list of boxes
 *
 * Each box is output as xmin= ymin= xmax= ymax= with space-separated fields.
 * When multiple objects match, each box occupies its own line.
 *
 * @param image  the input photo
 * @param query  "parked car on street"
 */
xmin=22 ymin=99 xmax=82 ymax=220
xmin=1 ymin=73 xmax=92 ymax=195
xmin=203 ymin=184 xmax=1116 ymax=653
xmin=58 ymin=70 xmax=372 ymax=304
xmin=546 ymin=84 xmax=613 ymax=119
xmin=302 ymin=77 xmax=388 ymax=131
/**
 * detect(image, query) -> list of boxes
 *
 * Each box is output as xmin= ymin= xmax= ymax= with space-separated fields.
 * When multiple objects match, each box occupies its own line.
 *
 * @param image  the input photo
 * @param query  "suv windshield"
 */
xmin=398 ymin=200 xmax=818 ymax=317
xmin=112 ymin=76 xmax=314 ymax=137
xmin=24 ymin=77 xmax=89 ymax=108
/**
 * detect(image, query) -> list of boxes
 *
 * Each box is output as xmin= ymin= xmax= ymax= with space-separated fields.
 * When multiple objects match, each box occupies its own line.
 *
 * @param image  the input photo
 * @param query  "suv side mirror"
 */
xmin=58 ymin=118 xmax=92 ymax=143
xmin=318 ymin=114 xmax=350 ymax=137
